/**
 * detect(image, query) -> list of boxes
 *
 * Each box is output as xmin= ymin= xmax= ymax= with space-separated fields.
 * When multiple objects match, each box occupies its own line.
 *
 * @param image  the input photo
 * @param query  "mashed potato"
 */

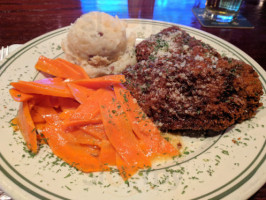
xmin=62 ymin=12 xmax=136 ymax=77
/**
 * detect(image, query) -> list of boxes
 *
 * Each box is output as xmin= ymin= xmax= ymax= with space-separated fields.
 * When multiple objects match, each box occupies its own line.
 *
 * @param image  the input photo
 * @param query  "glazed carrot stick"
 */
xmin=114 ymin=85 xmax=159 ymax=157
xmin=67 ymin=83 xmax=95 ymax=104
xmin=55 ymin=58 xmax=90 ymax=79
xmin=42 ymin=125 xmax=108 ymax=172
xmin=11 ymin=78 xmax=73 ymax=98
xmin=33 ymin=105 xmax=59 ymax=125
xmin=99 ymin=88 xmax=151 ymax=168
xmin=32 ymin=95 xmax=59 ymax=108
xmin=35 ymin=56 xmax=80 ymax=79
xmin=17 ymin=101 xmax=38 ymax=154
xmin=35 ymin=56 xmax=88 ymax=80
xmin=72 ymin=75 xmax=126 ymax=89
xmin=30 ymin=109 xmax=46 ymax=123
xmin=57 ymin=97 xmax=79 ymax=112
xmin=63 ymin=118 xmax=102 ymax=128
xmin=27 ymin=99 xmax=35 ymax=110
xmin=62 ymin=89 xmax=103 ymax=128
xmin=81 ymin=124 xmax=107 ymax=140
xmin=66 ymin=129 xmax=101 ymax=146
xmin=34 ymin=77 xmax=63 ymax=84
xmin=35 ymin=123 xmax=46 ymax=132
xmin=10 ymin=118 xmax=19 ymax=131
xmin=59 ymin=110 xmax=74 ymax=121
xmin=99 ymin=140 xmax=116 ymax=166
xmin=114 ymin=85 xmax=179 ymax=158
xmin=9 ymin=88 xmax=34 ymax=102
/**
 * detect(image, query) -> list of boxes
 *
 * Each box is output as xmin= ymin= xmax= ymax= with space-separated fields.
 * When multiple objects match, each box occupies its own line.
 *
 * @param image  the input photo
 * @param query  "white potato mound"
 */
xmin=62 ymin=11 xmax=136 ymax=78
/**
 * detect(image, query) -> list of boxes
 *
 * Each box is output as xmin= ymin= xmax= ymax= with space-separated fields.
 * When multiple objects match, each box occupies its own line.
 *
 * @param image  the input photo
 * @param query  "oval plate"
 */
xmin=0 ymin=19 xmax=265 ymax=200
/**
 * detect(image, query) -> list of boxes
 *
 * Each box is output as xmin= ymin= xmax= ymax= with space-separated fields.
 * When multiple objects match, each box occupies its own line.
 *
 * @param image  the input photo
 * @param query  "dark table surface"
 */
xmin=0 ymin=0 xmax=265 ymax=199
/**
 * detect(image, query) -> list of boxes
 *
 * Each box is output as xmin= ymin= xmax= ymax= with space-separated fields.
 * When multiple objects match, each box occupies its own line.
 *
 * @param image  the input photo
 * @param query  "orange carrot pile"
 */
xmin=9 ymin=56 xmax=179 ymax=180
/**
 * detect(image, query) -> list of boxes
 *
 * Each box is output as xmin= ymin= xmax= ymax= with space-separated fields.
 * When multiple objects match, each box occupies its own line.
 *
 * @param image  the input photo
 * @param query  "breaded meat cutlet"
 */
xmin=123 ymin=26 xmax=263 ymax=134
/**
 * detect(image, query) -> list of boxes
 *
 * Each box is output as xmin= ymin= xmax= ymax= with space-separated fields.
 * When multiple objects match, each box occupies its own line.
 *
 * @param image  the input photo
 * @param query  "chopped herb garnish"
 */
xmin=124 ymin=180 xmax=130 ymax=186
xmin=123 ymin=94 xmax=128 ymax=102
xmin=65 ymin=185 xmax=71 ymax=190
xmin=146 ymin=167 xmax=152 ymax=174
xmin=64 ymin=173 xmax=71 ymax=178
xmin=133 ymin=186 xmax=142 ymax=193
xmin=138 ymin=171 xmax=143 ymax=176
xmin=222 ymin=150 xmax=229 ymax=155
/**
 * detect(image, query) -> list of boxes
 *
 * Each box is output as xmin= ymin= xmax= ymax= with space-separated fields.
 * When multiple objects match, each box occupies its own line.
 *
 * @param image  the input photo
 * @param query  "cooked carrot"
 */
xmin=66 ymin=128 xmax=101 ymax=146
xmin=99 ymin=88 xmax=151 ymax=168
xmin=11 ymin=78 xmax=73 ymax=98
xmin=35 ymin=56 xmax=88 ymax=80
xmin=9 ymin=88 xmax=34 ymax=102
xmin=99 ymin=140 xmax=116 ymax=166
xmin=34 ymin=77 xmax=63 ymax=84
xmin=17 ymin=101 xmax=38 ymax=154
xmin=36 ymin=129 xmax=47 ymax=144
xmin=81 ymin=124 xmax=107 ymax=140
xmin=10 ymin=56 xmax=181 ymax=180
xmin=62 ymin=89 xmax=103 ymax=128
xmin=72 ymin=75 xmax=126 ymax=89
xmin=28 ymin=99 xmax=36 ymax=110
xmin=59 ymin=110 xmax=74 ymax=120
xmin=30 ymin=108 xmax=46 ymax=123
xmin=67 ymin=83 xmax=95 ymax=104
xmin=32 ymin=95 xmax=59 ymax=108
xmin=10 ymin=117 xmax=19 ymax=131
xmin=55 ymin=58 xmax=90 ymax=79
xmin=57 ymin=97 xmax=79 ymax=112
xmin=42 ymin=125 xmax=108 ymax=172
xmin=33 ymin=105 xmax=59 ymax=124
xmin=114 ymin=85 xmax=159 ymax=157
xmin=35 ymin=123 xmax=46 ymax=132
xmin=114 ymin=85 xmax=179 ymax=158
xmin=64 ymin=118 xmax=102 ymax=128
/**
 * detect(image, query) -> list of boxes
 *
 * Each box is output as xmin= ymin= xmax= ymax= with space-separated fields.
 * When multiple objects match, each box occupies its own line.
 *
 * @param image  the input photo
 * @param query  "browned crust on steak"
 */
xmin=123 ymin=26 xmax=263 ymax=133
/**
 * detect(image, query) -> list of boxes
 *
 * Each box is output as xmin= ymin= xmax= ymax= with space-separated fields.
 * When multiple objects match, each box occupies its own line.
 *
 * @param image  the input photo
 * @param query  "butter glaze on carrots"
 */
xmin=10 ymin=56 xmax=179 ymax=180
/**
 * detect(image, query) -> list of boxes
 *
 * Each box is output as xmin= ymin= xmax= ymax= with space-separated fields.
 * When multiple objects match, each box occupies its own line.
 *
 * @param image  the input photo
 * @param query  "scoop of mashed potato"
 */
xmin=62 ymin=12 xmax=136 ymax=77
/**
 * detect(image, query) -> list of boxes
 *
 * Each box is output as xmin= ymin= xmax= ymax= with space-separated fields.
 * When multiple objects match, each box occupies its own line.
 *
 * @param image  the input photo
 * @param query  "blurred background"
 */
xmin=0 ymin=0 xmax=265 ymax=67
xmin=0 ymin=0 xmax=265 ymax=43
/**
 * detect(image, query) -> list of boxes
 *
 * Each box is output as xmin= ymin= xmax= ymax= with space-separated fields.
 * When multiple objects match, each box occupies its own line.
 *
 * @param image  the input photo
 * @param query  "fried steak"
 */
xmin=123 ymin=26 xmax=263 ymax=134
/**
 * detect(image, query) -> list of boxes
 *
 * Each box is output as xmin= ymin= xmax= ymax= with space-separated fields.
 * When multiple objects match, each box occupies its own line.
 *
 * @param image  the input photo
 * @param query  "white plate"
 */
xmin=0 ymin=19 xmax=265 ymax=200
